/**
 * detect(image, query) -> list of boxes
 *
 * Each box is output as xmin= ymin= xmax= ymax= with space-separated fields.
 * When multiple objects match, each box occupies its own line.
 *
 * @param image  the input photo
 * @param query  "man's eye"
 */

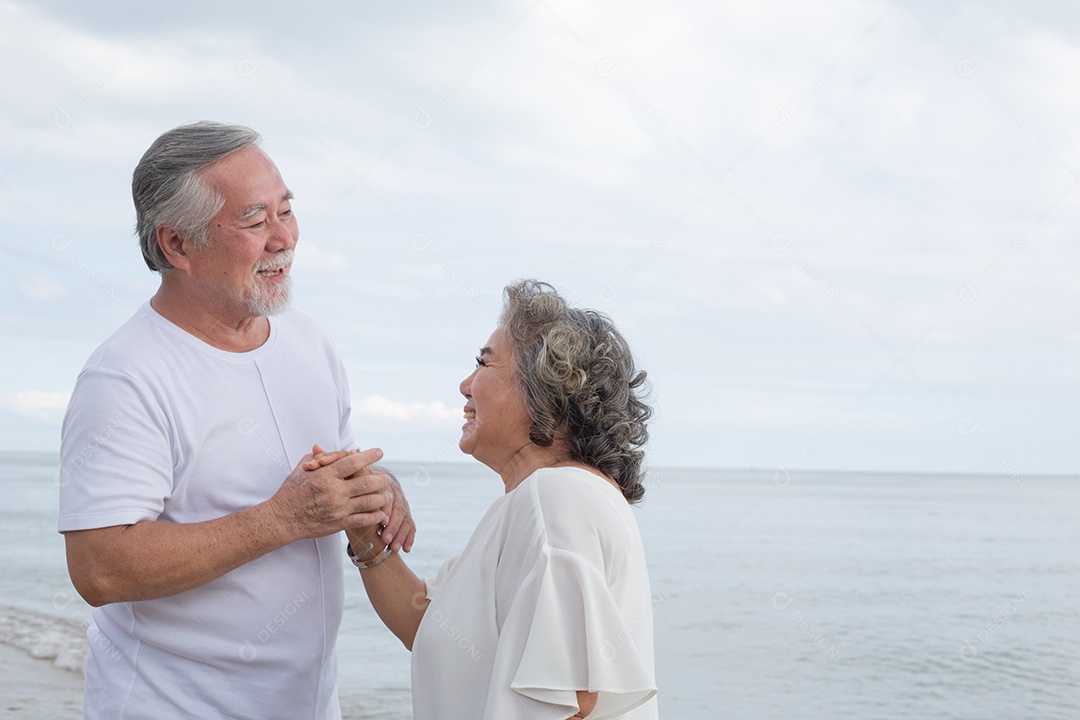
xmin=475 ymin=356 xmax=487 ymax=368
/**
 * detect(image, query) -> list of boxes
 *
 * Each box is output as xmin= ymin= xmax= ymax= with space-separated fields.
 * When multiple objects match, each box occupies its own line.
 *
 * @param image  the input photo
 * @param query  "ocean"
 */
xmin=1 ymin=452 xmax=1077 ymax=719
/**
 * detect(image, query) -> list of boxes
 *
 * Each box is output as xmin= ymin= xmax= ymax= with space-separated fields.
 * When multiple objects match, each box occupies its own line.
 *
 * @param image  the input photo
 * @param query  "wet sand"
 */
xmin=0 ymin=643 xmax=83 ymax=719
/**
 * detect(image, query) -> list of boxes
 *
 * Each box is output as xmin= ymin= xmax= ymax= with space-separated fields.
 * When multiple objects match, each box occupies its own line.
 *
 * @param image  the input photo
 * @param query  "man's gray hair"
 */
xmin=133 ymin=122 xmax=261 ymax=272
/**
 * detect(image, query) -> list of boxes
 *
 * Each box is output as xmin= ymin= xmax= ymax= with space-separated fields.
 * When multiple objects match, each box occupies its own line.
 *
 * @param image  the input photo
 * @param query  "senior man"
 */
xmin=58 ymin=121 xmax=414 ymax=719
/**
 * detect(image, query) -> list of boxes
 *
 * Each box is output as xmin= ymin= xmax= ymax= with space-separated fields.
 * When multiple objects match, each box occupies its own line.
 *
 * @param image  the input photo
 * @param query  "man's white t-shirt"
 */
xmin=59 ymin=302 xmax=356 ymax=720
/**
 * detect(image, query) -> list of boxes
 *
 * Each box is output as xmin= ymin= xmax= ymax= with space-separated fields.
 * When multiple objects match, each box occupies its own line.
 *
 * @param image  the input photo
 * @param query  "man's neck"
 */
xmin=151 ymin=281 xmax=270 ymax=353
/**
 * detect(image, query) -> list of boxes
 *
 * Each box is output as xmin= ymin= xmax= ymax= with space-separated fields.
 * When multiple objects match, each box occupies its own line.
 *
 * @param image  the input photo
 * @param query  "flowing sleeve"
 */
xmin=487 ymin=543 xmax=657 ymax=720
xmin=423 ymin=553 xmax=463 ymax=601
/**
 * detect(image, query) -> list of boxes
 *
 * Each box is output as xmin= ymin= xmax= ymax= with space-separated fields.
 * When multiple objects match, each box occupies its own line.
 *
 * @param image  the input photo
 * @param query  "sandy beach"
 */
xmin=0 ymin=643 xmax=83 ymax=718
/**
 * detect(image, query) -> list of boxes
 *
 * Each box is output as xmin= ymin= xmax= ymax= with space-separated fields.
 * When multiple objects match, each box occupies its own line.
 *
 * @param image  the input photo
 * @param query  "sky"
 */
xmin=1 ymin=0 xmax=1077 ymax=476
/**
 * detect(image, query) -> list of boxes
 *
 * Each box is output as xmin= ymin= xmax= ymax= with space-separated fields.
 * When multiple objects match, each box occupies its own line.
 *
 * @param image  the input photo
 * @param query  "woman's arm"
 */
xmin=346 ymin=523 xmax=429 ymax=650
xmin=305 ymin=446 xmax=429 ymax=649
xmin=571 ymin=691 xmax=598 ymax=718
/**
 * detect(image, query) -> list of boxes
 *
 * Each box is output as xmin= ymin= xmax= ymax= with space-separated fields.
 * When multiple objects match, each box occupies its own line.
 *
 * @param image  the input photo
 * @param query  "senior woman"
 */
xmin=323 ymin=280 xmax=658 ymax=719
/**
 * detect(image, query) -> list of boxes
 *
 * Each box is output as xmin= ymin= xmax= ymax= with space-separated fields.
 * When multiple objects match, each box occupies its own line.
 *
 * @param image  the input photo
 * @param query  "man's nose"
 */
xmin=268 ymin=214 xmax=297 ymax=251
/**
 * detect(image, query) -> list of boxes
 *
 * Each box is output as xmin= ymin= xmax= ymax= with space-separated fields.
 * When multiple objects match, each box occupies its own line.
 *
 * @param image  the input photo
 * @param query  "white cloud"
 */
xmin=355 ymin=395 xmax=460 ymax=425
xmin=6 ymin=391 xmax=70 ymax=424
xmin=17 ymin=274 xmax=68 ymax=302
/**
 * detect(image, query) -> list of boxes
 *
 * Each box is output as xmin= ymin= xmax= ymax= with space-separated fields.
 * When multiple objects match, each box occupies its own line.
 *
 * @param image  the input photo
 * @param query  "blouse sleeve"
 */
xmin=486 ymin=543 xmax=656 ymax=720
xmin=423 ymin=553 xmax=462 ymax=601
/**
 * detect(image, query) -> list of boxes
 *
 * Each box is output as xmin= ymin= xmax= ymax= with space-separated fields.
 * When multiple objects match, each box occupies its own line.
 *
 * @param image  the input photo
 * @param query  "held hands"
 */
xmin=303 ymin=444 xmax=416 ymax=553
xmin=267 ymin=446 xmax=391 ymax=543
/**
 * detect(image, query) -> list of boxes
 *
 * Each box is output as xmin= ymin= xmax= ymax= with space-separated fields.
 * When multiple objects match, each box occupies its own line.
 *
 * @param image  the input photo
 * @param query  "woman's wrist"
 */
xmin=345 ymin=524 xmax=390 ymax=566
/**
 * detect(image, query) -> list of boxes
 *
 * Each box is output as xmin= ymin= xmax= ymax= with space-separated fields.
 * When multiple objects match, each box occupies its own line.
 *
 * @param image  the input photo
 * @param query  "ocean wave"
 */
xmin=0 ymin=605 xmax=87 ymax=675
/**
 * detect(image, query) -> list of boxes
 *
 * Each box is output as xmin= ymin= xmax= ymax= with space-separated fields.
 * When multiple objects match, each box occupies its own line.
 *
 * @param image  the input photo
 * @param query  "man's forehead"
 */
xmin=202 ymin=144 xmax=270 ymax=176
xmin=201 ymin=146 xmax=291 ymax=215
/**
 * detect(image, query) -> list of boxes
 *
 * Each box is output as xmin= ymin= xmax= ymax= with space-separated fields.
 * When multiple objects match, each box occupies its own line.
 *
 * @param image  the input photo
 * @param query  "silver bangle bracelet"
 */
xmin=347 ymin=540 xmax=392 ymax=569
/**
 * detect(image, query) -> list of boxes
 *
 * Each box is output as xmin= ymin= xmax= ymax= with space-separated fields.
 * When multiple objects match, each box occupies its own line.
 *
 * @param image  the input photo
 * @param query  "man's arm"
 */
xmin=65 ymin=448 xmax=390 ymax=607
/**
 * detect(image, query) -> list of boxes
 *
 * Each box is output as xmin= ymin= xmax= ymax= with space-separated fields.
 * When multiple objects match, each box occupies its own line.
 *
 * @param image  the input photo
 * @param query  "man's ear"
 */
xmin=156 ymin=226 xmax=192 ymax=271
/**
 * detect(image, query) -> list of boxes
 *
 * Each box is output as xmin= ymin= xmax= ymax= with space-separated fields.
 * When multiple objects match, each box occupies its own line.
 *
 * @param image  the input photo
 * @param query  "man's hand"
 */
xmin=307 ymin=444 xmax=416 ymax=553
xmin=267 ymin=447 xmax=391 ymax=542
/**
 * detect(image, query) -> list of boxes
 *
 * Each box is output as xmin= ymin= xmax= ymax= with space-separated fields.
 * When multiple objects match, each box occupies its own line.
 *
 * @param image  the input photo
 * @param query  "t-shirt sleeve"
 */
xmin=490 ymin=544 xmax=656 ymax=720
xmin=331 ymin=343 xmax=357 ymax=451
xmin=58 ymin=367 xmax=174 ymax=531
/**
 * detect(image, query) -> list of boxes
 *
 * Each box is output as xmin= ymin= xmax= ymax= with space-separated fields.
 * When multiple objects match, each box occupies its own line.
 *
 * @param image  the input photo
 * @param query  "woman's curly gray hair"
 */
xmin=500 ymin=279 xmax=652 ymax=503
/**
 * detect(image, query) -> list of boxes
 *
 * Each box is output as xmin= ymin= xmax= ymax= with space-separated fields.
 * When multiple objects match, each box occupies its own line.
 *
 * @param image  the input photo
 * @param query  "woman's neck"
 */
xmin=497 ymin=443 xmax=567 ymax=493
xmin=495 ymin=444 xmax=620 ymax=495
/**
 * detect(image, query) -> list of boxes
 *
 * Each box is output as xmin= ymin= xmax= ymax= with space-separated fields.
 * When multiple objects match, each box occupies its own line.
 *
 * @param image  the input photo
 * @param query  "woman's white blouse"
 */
xmin=412 ymin=466 xmax=658 ymax=720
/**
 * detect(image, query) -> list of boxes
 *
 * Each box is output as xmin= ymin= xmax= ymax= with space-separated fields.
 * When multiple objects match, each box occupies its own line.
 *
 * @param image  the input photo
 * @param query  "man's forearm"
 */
xmin=64 ymin=500 xmax=295 ymax=606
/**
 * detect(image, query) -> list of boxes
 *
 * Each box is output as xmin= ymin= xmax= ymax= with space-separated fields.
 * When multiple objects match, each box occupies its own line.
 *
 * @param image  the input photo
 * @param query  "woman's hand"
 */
xmin=303 ymin=444 xmax=355 ymax=472
xmin=305 ymin=444 xmax=416 ymax=553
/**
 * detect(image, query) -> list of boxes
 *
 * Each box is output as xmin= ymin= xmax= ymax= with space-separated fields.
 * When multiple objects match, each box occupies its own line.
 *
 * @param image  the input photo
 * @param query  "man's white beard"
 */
xmin=245 ymin=276 xmax=292 ymax=316
xmin=246 ymin=250 xmax=295 ymax=316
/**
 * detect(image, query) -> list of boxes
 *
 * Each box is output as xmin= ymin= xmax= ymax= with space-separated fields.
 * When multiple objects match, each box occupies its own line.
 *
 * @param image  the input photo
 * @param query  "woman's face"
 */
xmin=458 ymin=327 xmax=534 ymax=469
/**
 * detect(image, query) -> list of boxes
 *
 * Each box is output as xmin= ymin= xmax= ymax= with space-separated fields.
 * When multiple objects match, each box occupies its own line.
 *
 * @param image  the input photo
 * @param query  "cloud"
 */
xmin=17 ymin=274 xmax=69 ymax=302
xmin=354 ymin=395 xmax=460 ymax=425
xmin=0 ymin=1 xmax=1076 ymax=472
xmin=6 ymin=391 xmax=71 ymax=424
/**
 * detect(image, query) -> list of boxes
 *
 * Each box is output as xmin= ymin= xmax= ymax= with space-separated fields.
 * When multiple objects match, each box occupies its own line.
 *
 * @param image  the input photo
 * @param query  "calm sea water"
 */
xmin=1 ymin=452 xmax=1077 ymax=719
